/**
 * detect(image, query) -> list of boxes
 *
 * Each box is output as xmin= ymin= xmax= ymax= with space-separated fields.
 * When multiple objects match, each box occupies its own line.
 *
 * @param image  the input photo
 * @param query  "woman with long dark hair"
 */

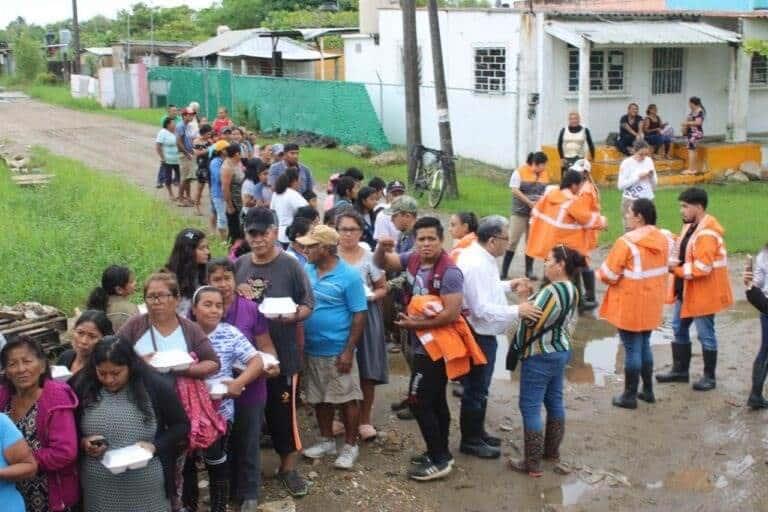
xmin=221 ymin=143 xmax=246 ymax=244
xmin=355 ymin=186 xmax=379 ymax=251
xmin=58 ymin=310 xmax=114 ymax=376
xmin=0 ymin=336 xmax=80 ymax=512
xmin=86 ymin=265 xmax=138 ymax=332
xmin=449 ymin=211 xmax=478 ymax=261
xmin=270 ymin=168 xmax=308 ymax=248
xmin=74 ymin=336 xmax=189 ymax=512
xmin=166 ymin=228 xmax=210 ymax=317
xmin=508 ymin=245 xmax=583 ymax=478
xmin=681 ymin=96 xmax=706 ymax=175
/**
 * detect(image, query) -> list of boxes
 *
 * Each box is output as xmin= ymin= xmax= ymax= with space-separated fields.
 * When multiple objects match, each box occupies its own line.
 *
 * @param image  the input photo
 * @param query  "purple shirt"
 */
xmin=225 ymin=295 xmax=270 ymax=405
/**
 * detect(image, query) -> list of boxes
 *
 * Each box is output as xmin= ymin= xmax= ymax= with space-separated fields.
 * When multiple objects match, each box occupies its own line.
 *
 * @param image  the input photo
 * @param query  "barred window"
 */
xmin=474 ymin=47 xmax=506 ymax=93
xmin=652 ymin=48 xmax=683 ymax=95
xmin=751 ymin=53 xmax=768 ymax=86
xmin=568 ymin=47 xmax=625 ymax=93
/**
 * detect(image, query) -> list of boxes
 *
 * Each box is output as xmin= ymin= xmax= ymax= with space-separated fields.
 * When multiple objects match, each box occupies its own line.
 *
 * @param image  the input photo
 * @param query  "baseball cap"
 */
xmin=213 ymin=140 xmax=229 ymax=153
xmin=221 ymin=126 xmax=233 ymax=134
xmin=570 ymin=159 xmax=592 ymax=174
xmin=386 ymin=195 xmax=418 ymax=215
xmin=244 ymin=207 xmax=277 ymax=234
xmin=297 ymin=225 xmax=340 ymax=247
xmin=272 ymin=143 xmax=285 ymax=155
xmin=387 ymin=180 xmax=406 ymax=194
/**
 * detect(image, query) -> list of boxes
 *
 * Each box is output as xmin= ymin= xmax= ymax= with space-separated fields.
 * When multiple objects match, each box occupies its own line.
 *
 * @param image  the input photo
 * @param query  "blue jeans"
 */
xmin=519 ymin=350 xmax=571 ymax=432
xmin=229 ymin=402 xmax=264 ymax=501
xmin=619 ymin=329 xmax=652 ymax=372
xmin=672 ymin=300 xmax=717 ymax=351
xmin=461 ymin=334 xmax=497 ymax=411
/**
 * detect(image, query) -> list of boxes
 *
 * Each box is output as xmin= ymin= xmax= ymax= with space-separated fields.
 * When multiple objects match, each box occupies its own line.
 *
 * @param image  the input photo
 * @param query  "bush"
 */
xmin=35 ymin=72 xmax=58 ymax=85
xmin=12 ymin=30 xmax=46 ymax=83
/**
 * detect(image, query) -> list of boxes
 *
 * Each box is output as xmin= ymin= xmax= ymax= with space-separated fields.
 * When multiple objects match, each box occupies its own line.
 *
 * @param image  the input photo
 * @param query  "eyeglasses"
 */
xmin=493 ymin=236 xmax=510 ymax=243
xmin=145 ymin=293 xmax=175 ymax=304
xmin=338 ymin=227 xmax=362 ymax=234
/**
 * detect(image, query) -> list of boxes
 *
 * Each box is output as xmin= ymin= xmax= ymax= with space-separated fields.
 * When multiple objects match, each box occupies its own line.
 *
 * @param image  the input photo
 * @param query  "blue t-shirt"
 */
xmin=175 ymin=121 xmax=193 ymax=153
xmin=210 ymin=157 xmax=224 ymax=199
xmin=0 ymin=413 xmax=26 ymax=512
xmin=304 ymin=259 xmax=368 ymax=357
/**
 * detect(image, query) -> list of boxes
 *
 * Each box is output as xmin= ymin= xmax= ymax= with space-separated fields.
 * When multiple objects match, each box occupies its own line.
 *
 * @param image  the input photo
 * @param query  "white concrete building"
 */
xmin=344 ymin=8 xmax=768 ymax=168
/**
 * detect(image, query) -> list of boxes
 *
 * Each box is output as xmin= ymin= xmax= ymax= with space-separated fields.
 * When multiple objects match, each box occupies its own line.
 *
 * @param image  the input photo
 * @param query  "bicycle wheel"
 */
xmin=428 ymin=167 xmax=445 ymax=208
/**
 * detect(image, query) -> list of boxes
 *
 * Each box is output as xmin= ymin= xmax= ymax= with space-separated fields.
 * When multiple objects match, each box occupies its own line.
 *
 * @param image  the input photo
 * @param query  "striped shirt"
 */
xmin=513 ymin=281 xmax=578 ymax=359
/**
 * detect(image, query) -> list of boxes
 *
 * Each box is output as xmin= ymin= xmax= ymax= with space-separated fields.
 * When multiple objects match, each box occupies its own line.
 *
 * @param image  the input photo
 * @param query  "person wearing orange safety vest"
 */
xmin=656 ymin=188 xmax=733 ymax=391
xmin=597 ymin=198 xmax=674 ymax=409
xmin=569 ymin=159 xmax=602 ymax=311
xmin=526 ymin=170 xmax=606 ymax=310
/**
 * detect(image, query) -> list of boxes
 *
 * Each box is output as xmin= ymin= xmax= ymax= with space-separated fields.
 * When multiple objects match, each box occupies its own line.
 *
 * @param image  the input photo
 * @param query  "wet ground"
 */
xmin=2 ymin=99 xmax=767 ymax=511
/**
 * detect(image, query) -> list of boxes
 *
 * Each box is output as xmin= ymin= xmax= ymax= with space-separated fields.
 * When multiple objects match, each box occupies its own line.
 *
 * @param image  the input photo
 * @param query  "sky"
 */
xmin=1 ymin=0 xmax=218 ymax=29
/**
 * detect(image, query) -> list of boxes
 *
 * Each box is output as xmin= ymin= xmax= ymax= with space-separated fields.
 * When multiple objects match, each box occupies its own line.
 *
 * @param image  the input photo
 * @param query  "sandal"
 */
xmin=359 ymin=424 xmax=377 ymax=441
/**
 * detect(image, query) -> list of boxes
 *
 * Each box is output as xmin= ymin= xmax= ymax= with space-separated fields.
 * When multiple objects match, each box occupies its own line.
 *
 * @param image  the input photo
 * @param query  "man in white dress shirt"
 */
xmin=456 ymin=215 xmax=541 ymax=459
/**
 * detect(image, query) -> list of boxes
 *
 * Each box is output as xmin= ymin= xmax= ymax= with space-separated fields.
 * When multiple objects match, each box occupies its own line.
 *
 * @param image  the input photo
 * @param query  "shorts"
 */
xmin=161 ymin=163 xmax=179 ymax=186
xmin=212 ymin=197 xmax=228 ymax=230
xmin=265 ymin=374 xmax=302 ymax=455
xmin=304 ymin=354 xmax=362 ymax=405
xmin=180 ymin=156 xmax=196 ymax=182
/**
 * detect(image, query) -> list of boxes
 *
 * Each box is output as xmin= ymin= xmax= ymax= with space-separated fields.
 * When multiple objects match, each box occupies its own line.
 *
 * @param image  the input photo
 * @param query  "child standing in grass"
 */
xmin=86 ymin=265 xmax=139 ymax=332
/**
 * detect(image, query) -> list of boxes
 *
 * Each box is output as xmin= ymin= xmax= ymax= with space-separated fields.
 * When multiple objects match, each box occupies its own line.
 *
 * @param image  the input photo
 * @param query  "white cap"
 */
xmin=570 ymin=159 xmax=591 ymax=174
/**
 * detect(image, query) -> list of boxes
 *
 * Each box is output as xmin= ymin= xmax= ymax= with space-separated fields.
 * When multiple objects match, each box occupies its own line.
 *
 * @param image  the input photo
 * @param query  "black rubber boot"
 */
xmin=692 ymin=350 xmax=717 ymax=391
xmin=637 ymin=362 xmax=656 ymax=403
xmin=479 ymin=402 xmax=501 ymax=447
xmin=580 ymin=269 xmax=597 ymax=311
xmin=612 ymin=369 xmax=639 ymax=409
xmin=501 ymin=250 xmax=514 ymax=280
xmin=525 ymin=256 xmax=538 ymax=281
xmin=747 ymin=355 xmax=768 ymax=409
xmin=459 ymin=408 xmax=501 ymax=459
xmin=656 ymin=343 xmax=691 ymax=383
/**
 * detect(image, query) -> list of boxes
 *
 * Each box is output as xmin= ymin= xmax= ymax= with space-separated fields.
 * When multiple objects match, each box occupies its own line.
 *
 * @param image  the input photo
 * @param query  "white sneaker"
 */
xmin=303 ymin=438 xmax=337 ymax=459
xmin=333 ymin=443 xmax=359 ymax=470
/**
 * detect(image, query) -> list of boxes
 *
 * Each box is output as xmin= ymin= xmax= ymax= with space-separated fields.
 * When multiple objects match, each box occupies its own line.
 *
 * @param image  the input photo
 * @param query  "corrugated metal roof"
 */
xmin=545 ymin=20 xmax=741 ymax=46
xmin=218 ymin=34 xmax=340 ymax=61
xmin=84 ymin=47 xmax=112 ymax=56
xmin=177 ymin=29 xmax=263 ymax=59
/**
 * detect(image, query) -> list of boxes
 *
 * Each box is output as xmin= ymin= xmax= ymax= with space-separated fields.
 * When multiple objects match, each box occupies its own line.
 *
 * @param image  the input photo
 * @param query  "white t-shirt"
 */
xmin=373 ymin=209 xmax=400 ymax=241
xmin=134 ymin=326 xmax=187 ymax=356
xmin=617 ymin=156 xmax=657 ymax=200
xmin=270 ymin=188 xmax=309 ymax=243
xmin=508 ymin=170 xmax=522 ymax=189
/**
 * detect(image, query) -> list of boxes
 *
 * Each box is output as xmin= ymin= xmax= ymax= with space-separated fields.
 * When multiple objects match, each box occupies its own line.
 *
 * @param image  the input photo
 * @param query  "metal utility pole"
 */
xmin=426 ymin=0 xmax=458 ymax=198
xmin=71 ymin=0 xmax=81 ymax=74
xmin=401 ymin=0 xmax=422 ymax=184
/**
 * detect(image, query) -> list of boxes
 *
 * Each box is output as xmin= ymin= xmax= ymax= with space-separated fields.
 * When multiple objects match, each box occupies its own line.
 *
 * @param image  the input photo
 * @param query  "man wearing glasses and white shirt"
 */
xmin=455 ymin=215 xmax=542 ymax=460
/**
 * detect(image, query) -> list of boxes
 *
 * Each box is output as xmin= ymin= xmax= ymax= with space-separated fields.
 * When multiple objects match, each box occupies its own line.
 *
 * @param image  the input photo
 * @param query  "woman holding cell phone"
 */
xmin=73 ymin=336 xmax=189 ymax=512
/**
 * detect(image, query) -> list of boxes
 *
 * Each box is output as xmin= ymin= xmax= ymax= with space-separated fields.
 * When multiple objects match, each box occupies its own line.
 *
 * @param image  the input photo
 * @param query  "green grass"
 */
xmin=0 ymin=149 xmax=219 ymax=313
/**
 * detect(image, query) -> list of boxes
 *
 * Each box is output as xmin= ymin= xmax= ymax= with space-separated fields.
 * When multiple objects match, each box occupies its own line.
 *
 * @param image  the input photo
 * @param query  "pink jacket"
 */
xmin=175 ymin=374 xmax=226 ymax=450
xmin=0 ymin=379 xmax=80 ymax=511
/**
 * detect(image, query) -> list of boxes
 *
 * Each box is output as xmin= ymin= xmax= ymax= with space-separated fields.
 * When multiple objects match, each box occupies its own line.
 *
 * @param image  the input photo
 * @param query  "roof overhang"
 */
xmin=257 ymin=28 xmax=359 ymax=40
xmin=545 ymin=20 xmax=741 ymax=49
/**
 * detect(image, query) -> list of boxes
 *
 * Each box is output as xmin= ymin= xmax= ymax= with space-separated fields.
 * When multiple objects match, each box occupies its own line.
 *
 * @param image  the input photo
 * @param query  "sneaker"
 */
xmin=333 ymin=444 xmax=359 ymax=470
xmin=303 ymin=438 xmax=337 ymax=459
xmin=276 ymin=469 xmax=309 ymax=498
xmin=397 ymin=408 xmax=415 ymax=420
xmin=410 ymin=452 xmax=430 ymax=465
xmin=408 ymin=457 xmax=453 ymax=481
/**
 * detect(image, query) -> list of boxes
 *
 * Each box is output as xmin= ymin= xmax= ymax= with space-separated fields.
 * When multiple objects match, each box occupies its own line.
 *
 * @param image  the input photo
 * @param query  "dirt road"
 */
xmin=2 ymin=98 xmax=767 ymax=511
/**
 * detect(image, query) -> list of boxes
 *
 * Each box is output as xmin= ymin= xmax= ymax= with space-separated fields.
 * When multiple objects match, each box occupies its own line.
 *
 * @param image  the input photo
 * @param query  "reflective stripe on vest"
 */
xmin=683 ymin=226 xmax=728 ymax=278
xmin=531 ymin=198 xmax=583 ymax=230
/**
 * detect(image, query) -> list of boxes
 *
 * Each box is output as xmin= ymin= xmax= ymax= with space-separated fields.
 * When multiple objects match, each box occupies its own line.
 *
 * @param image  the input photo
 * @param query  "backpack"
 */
xmin=403 ymin=250 xmax=455 ymax=306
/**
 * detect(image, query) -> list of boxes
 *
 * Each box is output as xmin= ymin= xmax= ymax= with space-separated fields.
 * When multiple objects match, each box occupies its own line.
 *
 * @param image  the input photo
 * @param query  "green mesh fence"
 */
xmin=148 ymin=67 xmax=389 ymax=151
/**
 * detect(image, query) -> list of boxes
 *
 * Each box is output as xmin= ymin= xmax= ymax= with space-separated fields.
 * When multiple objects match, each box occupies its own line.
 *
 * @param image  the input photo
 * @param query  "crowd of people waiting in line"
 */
xmin=2 ymin=97 xmax=767 ymax=512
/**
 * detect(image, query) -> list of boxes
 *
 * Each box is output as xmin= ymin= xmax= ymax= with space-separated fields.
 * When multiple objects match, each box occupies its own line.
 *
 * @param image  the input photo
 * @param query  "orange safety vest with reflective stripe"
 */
xmin=597 ymin=225 xmax=674 ymax=332
xmin=526 ymin=187 xmax=606 ymax=259
xmin=666 ymin=214 xmax=733 ymax=318
xmin=579 ymin=179 xmax=601 ymax=253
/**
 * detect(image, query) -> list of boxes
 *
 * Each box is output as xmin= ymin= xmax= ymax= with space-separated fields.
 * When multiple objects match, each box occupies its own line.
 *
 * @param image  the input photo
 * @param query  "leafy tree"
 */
xmin=12 ymin=29 xmax=46 ymax=82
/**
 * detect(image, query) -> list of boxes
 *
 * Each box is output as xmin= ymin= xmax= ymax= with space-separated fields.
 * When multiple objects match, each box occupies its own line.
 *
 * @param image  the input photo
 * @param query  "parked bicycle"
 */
xmin=410 ymin=144 xmax=450 ymax=208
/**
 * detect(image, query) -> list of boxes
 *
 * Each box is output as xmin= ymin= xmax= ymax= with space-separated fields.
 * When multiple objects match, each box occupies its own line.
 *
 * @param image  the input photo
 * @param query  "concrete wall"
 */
xmin=667 ymin=0 xmax=757 ymax=10
xmin=345 ymin=9 xmax=524 ymax=168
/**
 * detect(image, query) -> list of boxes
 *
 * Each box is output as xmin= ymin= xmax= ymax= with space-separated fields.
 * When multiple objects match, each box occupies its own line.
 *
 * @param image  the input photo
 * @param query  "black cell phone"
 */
xmin=91 ymin=437 xmax=108 ymax=448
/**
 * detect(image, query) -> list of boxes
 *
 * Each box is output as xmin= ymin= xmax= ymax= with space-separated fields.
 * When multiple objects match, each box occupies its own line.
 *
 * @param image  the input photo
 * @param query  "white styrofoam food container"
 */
xmin=101 ymin=444 xmax=153 ymax=475
xmin=51 ymin=365 xmax=72 ymax=382
xmin=259 ymin=352 xmax=280 ymax=369
xmin=363 ymin=285 xmax=375 ymax=299
xmin=258 ymin=297 xmax=297 ymax=319
xmin=206 ymin=379 xmax=229 ymax=400
xmin=149 ymin=350 xmax=194 ymax=373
